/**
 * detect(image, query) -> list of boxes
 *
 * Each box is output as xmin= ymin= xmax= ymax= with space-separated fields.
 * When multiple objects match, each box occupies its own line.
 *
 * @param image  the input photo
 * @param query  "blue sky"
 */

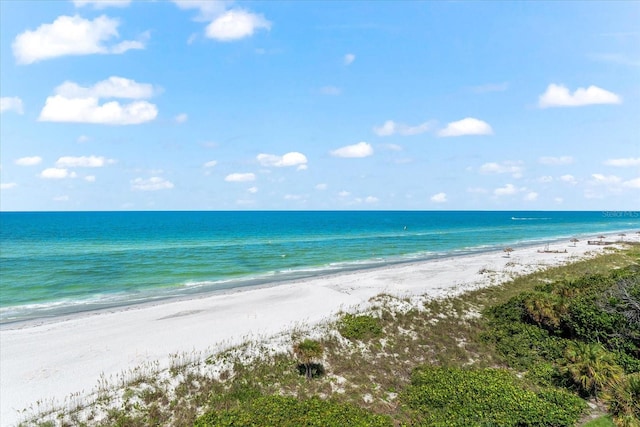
xmin=1 ymin=0 xmax=638 ymax=211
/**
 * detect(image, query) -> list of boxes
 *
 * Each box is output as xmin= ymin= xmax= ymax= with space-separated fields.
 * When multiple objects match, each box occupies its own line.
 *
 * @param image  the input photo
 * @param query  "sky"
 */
xmin=0 ymin=0 xmax=639 ymax=211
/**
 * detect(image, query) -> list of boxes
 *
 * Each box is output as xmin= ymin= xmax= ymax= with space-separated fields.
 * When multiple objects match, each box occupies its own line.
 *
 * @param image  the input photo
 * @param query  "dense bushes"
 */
xmin=194 ymin=395 xmax=392 ymax=427
xmin=337 ymin=313 xmax=383 ymax=340
xmin=403 ymin=366 xmax=585 ymax=426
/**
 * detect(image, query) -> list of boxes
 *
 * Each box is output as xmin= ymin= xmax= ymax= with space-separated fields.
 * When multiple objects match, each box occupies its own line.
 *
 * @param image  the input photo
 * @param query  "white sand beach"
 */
xmin=0 ymin=233 xmax=637 ymax=426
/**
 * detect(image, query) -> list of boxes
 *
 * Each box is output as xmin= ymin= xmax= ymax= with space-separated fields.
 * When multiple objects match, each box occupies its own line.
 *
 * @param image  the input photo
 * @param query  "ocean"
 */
xmin=1 ymin=210 xmax=638 ymax=324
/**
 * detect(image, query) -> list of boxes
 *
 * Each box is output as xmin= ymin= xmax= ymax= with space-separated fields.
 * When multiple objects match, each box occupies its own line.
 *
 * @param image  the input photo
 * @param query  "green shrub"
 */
xmin=337 ymin=314 xmax=383 ymax=340
xmin=403 ymin=366 xmax=585 ymax=427
xmin=194 ymin=395 xmax=392 ymax=427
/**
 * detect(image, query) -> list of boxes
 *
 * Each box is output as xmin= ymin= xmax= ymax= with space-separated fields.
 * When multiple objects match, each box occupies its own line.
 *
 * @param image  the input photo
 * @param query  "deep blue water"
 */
xmin=1 ymin=211 xmax=638 ymax=324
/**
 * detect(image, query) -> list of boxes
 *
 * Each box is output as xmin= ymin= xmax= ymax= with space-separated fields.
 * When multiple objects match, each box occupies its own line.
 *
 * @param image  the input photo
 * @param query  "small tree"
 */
xmin=293 ymin=339 xmax=323 ymax=380
xmin=563 ymin=341 xmax=623 ymax=401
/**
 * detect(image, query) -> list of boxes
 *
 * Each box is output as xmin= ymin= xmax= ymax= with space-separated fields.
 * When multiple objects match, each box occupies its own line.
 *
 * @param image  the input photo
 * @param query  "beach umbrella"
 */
xmin=570 ymin=238 xmax=579 ymax=247
xmin=598 ymin=235 xmax=606 ymax=241
xmin=618 ymin=233 xmax=626 ymax=241
xmin=503 ymin=247 xmax=513 ymax=258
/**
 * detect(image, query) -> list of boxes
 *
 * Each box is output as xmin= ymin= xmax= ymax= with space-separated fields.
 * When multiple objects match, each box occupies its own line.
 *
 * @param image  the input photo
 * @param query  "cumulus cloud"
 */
xmin=338 ymin=190 xmax=350 ymax=197
xmin=560 ymin=174 xmax=577 ymax=185
xmin=56 ymin=155 xmax=114 ymax=168
xmin=493 ymin=184 xmax=519 ymax=196
xmin=437 ymin=117 xmax=493 ymax=137
xmin=55 ymin=76 xmax=157 ymax=99
xmin=225 ymin=172 xmax=255 ymax=182
xmin=330 ymin=142 xmax=373 ymax=158
xmin=15 ymin=156 xmax=42 ymax=166
xmin=604 ymin=157 xmax=640 ymax=167
xmin=538 ymin=84 xmax=622 ymax=108
xmin=591 ymin=174 xmax=622 ymax=185
xmin=39 ymin=77 xmax=159 ymax=125
xmin=13 ymin=15 xmax=146 ymax=64
xmin=315 ymin=183 xmax=327 ymax=191
xmin=1 ymin=97 xmax=24 ymax=114
xmin=77 ymin=135 xmax=91 ymax=143
xmin=203 ymin=160 xmax=218 ymax=168
xmin=364 ymin=196 xmax=379 ymax=203
xmin=430 ymin=192 xmax=447 ymax=203
xmin=175 ymin=113 xmax=188 ymax=123
xmin=479 ymin=161 xmax=524 ymax=178
xmin=373 ymin=120 xmax=433 ymax=137
xmin=524 ymin=192 xmax=539 ymax=201
xmin=247 ymin=186 xmax=258 ymax=193
xmin=172 ymin=0 xmax=228 ymax=21
xmin=1 ymin=183 xmax=18 ymax=190
xmin=623 ymin=177 xmax=640 ymax=189
xmin=73 ymin=0 xmax=131 ymax=8
xmin=344 ymin=53 xmax=355 ymax=65
xmin=130 ymin=177 xmax=174 ymax=191
xmin=40 ymin=168 xmax=76 ymax=179
xmin=84 ymin=175 xmax=96 ymax=182
xmin=257 ymin=152 xmax=307 ymax=169
xmin=539 ymin=156 xmax=574 ymax=166
xmin=206 ymin=9 xmax=271 ymax=41
xmin=53 ymin=195 xmax=70 ymax=202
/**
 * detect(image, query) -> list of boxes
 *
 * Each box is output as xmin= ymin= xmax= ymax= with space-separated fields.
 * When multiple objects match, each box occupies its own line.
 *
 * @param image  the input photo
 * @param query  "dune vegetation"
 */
xmin=21 ymin=244 xmax=639 ymax=427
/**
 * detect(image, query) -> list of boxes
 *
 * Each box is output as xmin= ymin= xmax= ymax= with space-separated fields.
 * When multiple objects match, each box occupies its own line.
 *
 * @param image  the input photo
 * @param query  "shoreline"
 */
xmin=1 ymin=228 xmax=636 ymax=328
xmin=0 ymin=232 xmax=638 ymax=426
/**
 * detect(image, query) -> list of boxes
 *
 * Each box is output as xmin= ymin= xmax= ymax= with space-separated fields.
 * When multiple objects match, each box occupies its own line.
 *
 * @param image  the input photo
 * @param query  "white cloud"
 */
xmin=39 ymin=95 xmax=158 ymax=125
xmin=172 ymin=0 xmax=228 ymax=21
xmin=438 ymin=117 xmax=493 ymax=137
xmin=40 ymin=168 xmax=75 ymax=179
xmin=384 ymin=144 xmax=403 ymax=151
xmin=604 ymin=157 xmax=640 ymax=167
xmin=320 ymin=86 xmax=341 ymax=96
xmin=175 ymin=113 xmax=188 ymax=123
xmin=15 ymin=156 xmax=42 ymax=166
xmin=373 ymin=120 xmax=432 ymax=137
xmin=479 ymin=161 xmax=524 ymax=178
xmin=430 ymin=192 xmax=447 ymax=203
xmin=524 ymin=192 xmax=538 ymax=201
xmin=623 ymin=177 xmax=640 ymax=189
xmin=55 ymin=76 xmax=157 ymax=99
xmin=56 ymin=155 xmax=113 ymax=168
xmin=130 ymin=177 xmax=174 ymax=191
xmin=247 ymin=186 xmax=258 ymax=193
xmin=1 ymin=183 xmax=18 ymax=190
xmin=338 ymin=190 xmax=350 ymax=197
xmin=554 ymin=197 xmax=564 ymax=204
xmin=591 ymin=174 xmax=622 ymax=185
xmin=77 ymin=135 xmax=91 ymax=143
xmin=206 ymin=9 xmax=271 ymax=41
xmin=257 ymin=152 xmax=307 ymax=168
xmin=315 ymin=183 xmax=327 ymax=191
xmin=493 ymin=184 xmax=519 ymax=196
xmin=537 ymin=176 xmax=553 ymax=183
xmin=344 ymin=53 xmax=355 ymax=65
xmin=330 ymin=142 xmax=373 ymax=158
xmin=1 ymin=97 xmax=24 ymax=114
xmin=84 ymin=175 xmax=96 ymax=182
xmin=538 ymin=84 xmax=622 ymax=108
xmin=560 ymin=174 xmax=577 ymax=185
xmin=467 ymin=187 xmax=488 ymax=194
xmin=73 ymin=0 xmax=131 ymax=8
xmin=13 ymin=15 xmax=146 ymax=64
xmin=225 ymin=172 xmax=255 ymax=182
xmin=539 ymin=156 xmax=574 ymax=166
xmin=364 ymin=196 xmax=379 ymax=203
xmin=203 ymin=160 xmax=218 ymax=168
xmin=284 ymin=194 xmax=304 ymax=201
xmin=53 ymin=195 xmax=70 ymax=202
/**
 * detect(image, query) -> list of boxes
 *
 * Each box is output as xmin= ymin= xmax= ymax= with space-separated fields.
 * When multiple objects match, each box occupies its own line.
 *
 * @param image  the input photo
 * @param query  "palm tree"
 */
xmin=603 ymin=373 xmax=640 ymax=427
xmin=293 ymin=339 xmax=323 ymax=380
xmin=503 ymin=247 xmax=513 ymax=258
xmin=523 ymin=292 xmax=563 ymax=329
xmin=570 ymin=238 xmax=579 ymax=247
xmin=564 ymin=341 xmax=623 ymax=401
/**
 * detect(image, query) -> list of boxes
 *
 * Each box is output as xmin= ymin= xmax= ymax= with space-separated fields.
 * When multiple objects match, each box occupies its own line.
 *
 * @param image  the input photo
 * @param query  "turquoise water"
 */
xmin=1 ymin=211 xmax=638 ymax=324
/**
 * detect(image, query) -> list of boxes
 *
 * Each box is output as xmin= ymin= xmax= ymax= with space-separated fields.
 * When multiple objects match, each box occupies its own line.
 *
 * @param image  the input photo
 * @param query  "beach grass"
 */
xmin=17 ymin=243 xmax=639 ymax=426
